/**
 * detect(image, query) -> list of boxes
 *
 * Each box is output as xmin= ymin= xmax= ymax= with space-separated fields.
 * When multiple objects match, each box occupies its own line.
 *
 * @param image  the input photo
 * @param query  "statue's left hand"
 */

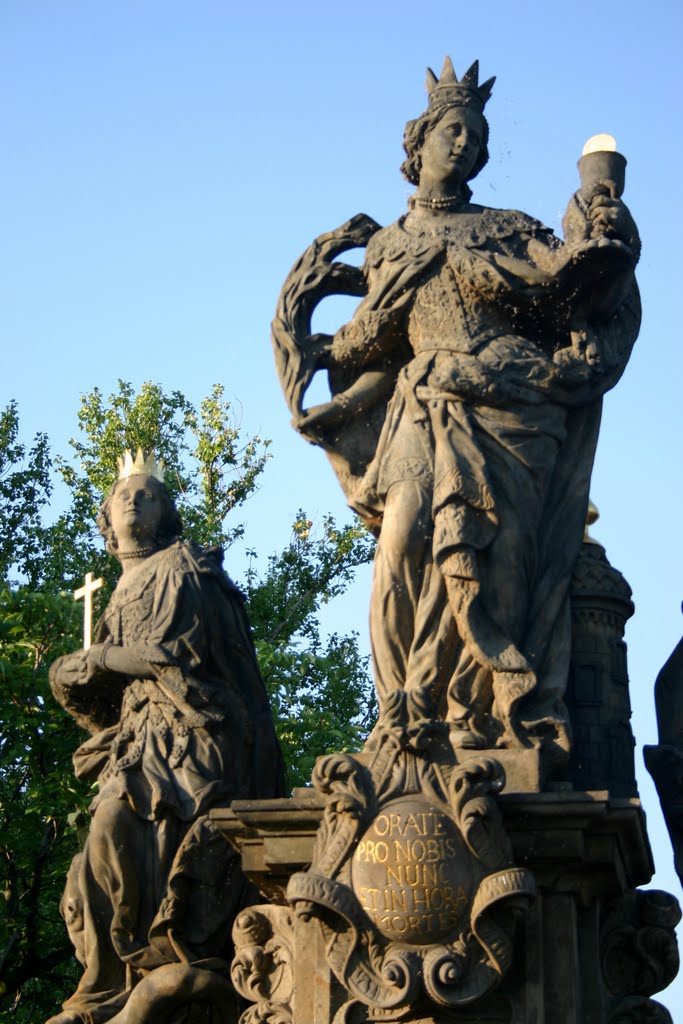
xmin=48 ymin=651 xmax=89 ymax=708
xmin=553 ymin=343 xmax=595 ymax=382
xmin=50 ymin=650 xmax=89 ymax=693
xmin=52 ymin=645 xmax=111 ymax=686
xmin=587 ymin=193 xmax=637 ymax=249
xmin=83 ymin=642 xmax=155 ymax=681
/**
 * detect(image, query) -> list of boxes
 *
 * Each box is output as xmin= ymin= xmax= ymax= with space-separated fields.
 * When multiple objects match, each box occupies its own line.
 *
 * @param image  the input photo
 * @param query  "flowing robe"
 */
xmin=50 ymin=541 xmax=285 ymax=1021
xmin=327 ymin=207 xmax=640 ymax=759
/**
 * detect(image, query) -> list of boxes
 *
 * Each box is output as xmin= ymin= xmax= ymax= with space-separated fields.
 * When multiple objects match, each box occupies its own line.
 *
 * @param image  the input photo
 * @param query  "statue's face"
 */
xmin=419 ymin=106 xmax=483 ymax=190
xmin=110 ymin=474 xmax=162 ymax=548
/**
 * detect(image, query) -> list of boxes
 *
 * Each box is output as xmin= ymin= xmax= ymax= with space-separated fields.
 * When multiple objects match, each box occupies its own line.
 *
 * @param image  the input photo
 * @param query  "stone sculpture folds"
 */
xmin=272 ymin=56 xmax=641 ymax=775
xmin=48 ymin=454 xmax=285 ymax=1024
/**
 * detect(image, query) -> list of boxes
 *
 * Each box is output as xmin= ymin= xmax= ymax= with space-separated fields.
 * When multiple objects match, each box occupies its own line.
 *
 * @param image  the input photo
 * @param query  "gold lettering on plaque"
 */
xmin=351 ymin=797 xmax=472 ymax=945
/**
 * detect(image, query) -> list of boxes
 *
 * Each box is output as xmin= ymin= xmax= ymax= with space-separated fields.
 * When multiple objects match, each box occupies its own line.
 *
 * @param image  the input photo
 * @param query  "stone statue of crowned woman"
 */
xmin=273 ymin=56 xmax=640 ymax=775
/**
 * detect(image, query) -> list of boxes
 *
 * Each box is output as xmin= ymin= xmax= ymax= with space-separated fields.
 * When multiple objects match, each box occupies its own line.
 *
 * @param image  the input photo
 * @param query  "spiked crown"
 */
xmin=426 ymin=56 xmax=495 ymax=113
xmin=116 ymin=448 xmax=166 ymax=483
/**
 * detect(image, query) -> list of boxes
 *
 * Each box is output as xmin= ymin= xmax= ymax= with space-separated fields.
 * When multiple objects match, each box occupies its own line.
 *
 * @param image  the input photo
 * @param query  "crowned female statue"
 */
xmin=273 ymin=57 xmax=640 ymax=770
xmin=48 ymin=452 xmax=285 ymax=1024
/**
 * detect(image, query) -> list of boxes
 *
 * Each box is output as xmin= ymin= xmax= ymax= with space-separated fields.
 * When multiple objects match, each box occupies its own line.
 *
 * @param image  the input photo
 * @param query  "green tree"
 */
xmin=247 ymin=511 xmax=375 ymax=787
xmin=0 ymin=405 xmax=87 ymax=1014
xmin=39 ymin=380 xmax=273 ymax=594
xmin=0 ymin=588 xmax=86 ymax=1015
xmin=0 ymin=403 xmax=52 ymax=588
xmin=0 ymin=383 xmax=375 ymax=1018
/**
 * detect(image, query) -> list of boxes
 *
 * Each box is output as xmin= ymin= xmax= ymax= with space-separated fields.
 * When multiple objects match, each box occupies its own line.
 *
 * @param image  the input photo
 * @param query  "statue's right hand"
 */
xmin=305 ymin=334 xmax=334 ymax=369
xmin=298 ymin=398 xmax=348 ymax=433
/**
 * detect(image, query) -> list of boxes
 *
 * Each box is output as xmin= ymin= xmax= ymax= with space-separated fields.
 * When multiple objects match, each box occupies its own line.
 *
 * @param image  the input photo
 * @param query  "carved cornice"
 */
xmin=570 ymin=541 xmax=634 ymax=620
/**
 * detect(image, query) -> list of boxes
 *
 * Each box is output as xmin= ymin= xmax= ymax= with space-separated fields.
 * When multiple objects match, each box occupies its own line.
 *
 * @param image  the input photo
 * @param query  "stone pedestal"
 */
xmin=209 ymin=535 xmax=680 ymax=1024
xmin=213 ymin=787 xmax=679 ymax=1023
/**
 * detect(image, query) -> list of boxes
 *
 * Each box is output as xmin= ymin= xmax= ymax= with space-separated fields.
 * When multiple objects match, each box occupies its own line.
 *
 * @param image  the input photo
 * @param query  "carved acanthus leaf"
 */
xmin=231 ymin=907 xmax=294 ymax=1013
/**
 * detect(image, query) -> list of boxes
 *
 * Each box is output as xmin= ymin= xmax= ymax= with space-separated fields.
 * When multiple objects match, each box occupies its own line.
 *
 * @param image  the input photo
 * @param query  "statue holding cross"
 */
xmin=48 ymin=451 xmax=285 ymax=1024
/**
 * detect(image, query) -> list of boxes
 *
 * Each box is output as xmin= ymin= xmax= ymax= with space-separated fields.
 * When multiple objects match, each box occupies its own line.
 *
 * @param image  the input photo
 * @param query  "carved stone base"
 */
xmin=355 ymin=746 xmax=544 ymax=795
xmin=456 ymin=748 xmax=542 ymax=793
xmin=213 ymin=786 xmax=679 ymax=1023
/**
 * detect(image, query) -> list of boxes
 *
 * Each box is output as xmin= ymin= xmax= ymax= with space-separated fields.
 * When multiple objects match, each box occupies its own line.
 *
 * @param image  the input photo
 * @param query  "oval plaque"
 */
xmin=351 ymin=797 xmax=472 ymax=945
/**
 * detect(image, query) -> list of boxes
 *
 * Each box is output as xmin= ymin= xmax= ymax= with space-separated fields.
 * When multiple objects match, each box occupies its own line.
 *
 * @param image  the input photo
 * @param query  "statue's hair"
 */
xmin=401 ymin=103 xmax=490 ymax=197
xmin=97 ymin=474 xmax=183 ymax=556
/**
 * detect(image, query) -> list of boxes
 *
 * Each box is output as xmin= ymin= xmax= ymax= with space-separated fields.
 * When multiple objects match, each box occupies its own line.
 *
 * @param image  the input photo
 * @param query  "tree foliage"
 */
xmin=246 ymin=512 xmax=375 ymax=787
xmin=0 ymin=404 xmax=52 ymax=589
xmin=0 ymin=382 xmax=375 ymax=1019
xmin=0 ymin=589 xmax=86 ymax=1015
xmin=39 ymin=381 xmax=273 ymax=595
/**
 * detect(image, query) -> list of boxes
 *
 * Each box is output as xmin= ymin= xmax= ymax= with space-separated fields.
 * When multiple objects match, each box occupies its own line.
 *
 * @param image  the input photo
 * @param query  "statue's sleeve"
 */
xmin=330 ymin=236 xmax=409 ymax=370
xmin=141 ymin=552 xmax=210 ymax=669
xmin=330 ymin=223 xmax=437 ymax=372
xmin=137 ymin=545 xmax=286 ymax=793
xmin=134 ymin=546 xmax=273 ymax=716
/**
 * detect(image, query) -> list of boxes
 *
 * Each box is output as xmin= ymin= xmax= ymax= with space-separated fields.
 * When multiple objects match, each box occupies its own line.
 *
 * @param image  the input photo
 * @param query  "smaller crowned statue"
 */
xmin=48 ymin=450 xmax=285 ymax=1024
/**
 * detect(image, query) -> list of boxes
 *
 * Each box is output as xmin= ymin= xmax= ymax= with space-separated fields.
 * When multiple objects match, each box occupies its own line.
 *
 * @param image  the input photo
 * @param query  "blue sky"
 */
xmin=2 ymin=0 xmax=682 ymax=1010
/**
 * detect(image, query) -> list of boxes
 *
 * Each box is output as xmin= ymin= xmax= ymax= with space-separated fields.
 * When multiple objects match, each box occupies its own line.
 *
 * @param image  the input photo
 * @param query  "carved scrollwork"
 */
xmin=283 ymin=685 xmax=535 ymax=1016
xmin=421 ymin=944 xmax=468 ymax=1005
xmin=240 ymin=1007 xmax=292 ymax=1024
xmin=449 ymin=756 xmax=511 ymax=870
xmin=310 ymin=752 xmax=377 ymax=878
xmin=288 ymin=872 xmax=420 ymax=1009
xmin=602 ymin=890 xmax=681 ymax=1001
xmin=332 ymin=1000 xmax=370 ymax=1024
xmin=608 ymin=996 xmax=673 ymax=1024
xmin=231 ymin=906 xmax=294 ymax=1024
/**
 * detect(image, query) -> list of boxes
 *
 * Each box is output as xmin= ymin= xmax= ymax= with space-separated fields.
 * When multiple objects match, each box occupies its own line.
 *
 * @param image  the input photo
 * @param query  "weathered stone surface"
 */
xmin=228 ymin=688 xmax=536 ymax=1018
xmin=248 ymin=48 xmax=680 ymax=1024
xmin=47 ymin=455 xmax=285 ymax=1024
xmin=217 ymin=792 xmax=657 ymax=909
xmin=221 ymin=782 xmax=677 ymax=1022
xmin=351 ymin=797 xmax=471 ymax=944
xmin=273 ymin=55 xmax=641 ymax=777
xmin=568 ymin=531 xmax=637 ymax=797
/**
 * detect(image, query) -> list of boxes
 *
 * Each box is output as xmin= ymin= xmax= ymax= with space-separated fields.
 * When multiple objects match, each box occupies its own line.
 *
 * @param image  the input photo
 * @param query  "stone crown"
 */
xmin=116 ymin=448 xmax=165 ymax=483
xmin=426 ymin=56 xmax=495 ymax=113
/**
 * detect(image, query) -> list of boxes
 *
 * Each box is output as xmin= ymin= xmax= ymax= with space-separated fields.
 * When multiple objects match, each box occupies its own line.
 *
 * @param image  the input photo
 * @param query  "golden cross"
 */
xmin=74 ymin=572 xmax=104 ymax=650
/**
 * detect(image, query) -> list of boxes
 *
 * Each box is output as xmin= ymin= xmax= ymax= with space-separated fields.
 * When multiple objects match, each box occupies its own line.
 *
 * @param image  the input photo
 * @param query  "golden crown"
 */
xmin=116 ymin=448 xmax=166 ymax=483
xmin=426 ymin=57 xmax=495 ymax=113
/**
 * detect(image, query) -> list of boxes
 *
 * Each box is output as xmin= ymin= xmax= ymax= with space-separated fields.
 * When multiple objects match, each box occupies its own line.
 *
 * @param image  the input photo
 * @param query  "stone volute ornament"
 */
xmin=47 ymin=452 xmax=285 ymax=1024
xmin=230 ymin=688 xmax=536 ymax=1022
xmin=288 ymin=689 xmax=535 ymax=1018
xmin=272 ymin=56 xmax=641 ymax=778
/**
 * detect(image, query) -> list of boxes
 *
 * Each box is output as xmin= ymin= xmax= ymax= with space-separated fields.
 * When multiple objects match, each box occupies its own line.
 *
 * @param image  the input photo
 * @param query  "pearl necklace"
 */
xmin=118 ymin=544 xmax=159 ymax=560
xmin=410 ymin=193 xmax=469 ymax=212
